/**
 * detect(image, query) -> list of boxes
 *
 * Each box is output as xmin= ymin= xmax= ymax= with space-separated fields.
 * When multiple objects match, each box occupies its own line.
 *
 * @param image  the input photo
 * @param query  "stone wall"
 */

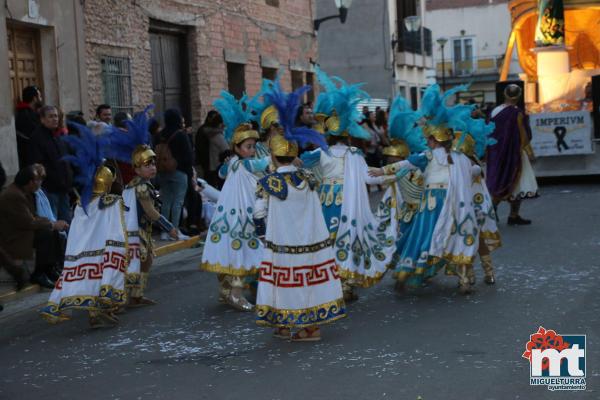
xmin=84 ymin=0 xmax=317 ymax=127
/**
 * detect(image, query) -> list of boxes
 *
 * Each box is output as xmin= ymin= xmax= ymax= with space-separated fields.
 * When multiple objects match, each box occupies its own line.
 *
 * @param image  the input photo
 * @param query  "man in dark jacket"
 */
xmin=15 ymin=86 xmax=43 ymax=169
xmin=0 ymin=166 xmax=69 ymax=289
xmin=28 ymin=106 xmax=73 ymax=222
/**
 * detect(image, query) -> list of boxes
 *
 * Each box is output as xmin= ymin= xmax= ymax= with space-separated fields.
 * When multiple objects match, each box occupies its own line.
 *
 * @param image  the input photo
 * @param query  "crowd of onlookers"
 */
xmin=0 ymin=85 xmax=495 ymax=305
xmin=0 ymin=86 xmax=226 ymax=298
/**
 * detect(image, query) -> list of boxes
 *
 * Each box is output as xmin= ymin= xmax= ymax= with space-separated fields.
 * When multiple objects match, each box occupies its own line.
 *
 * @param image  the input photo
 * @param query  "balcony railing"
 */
xmin=435 ymin=55 xmax=504 ymax=78
xmin=397 ymin=26 xmax=432 ymax=56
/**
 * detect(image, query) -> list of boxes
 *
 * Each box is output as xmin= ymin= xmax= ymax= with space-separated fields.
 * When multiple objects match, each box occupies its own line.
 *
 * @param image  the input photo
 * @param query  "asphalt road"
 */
xmin=1 ymin=182 xmax=599 ymax=400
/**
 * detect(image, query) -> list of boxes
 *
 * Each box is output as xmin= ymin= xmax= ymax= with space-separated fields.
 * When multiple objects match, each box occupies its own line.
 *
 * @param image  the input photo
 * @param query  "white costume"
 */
xmin=302 ymin=144 xmax=396 ymax=287
xmin=200 ymin=156 xmax=269 ymax=276
xmin=41 ymin=195 xmax=128 ymax=322
xmin=254 ymin=166 xmax=346 ymax=327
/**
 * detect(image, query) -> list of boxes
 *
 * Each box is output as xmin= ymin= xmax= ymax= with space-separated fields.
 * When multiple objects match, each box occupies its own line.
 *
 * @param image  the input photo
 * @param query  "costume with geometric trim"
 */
xmin=200 ymin=90 xmax=269 ymax=311
xmin=254 ymin=165 xmax=346 ymax=328
xmin=40 ymin=194 xmax=128 ymax=323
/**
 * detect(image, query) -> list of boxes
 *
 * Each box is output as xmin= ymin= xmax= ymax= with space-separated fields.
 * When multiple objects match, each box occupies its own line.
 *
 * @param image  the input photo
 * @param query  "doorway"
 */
xmin=6 ymin=23 xmax=43 ymax=106
xmin=150 ymin=22 xmax=190 ymax=124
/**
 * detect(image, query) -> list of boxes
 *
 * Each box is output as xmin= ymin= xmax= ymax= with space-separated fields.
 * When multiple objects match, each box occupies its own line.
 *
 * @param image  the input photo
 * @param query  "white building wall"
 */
xmin=427 ymin=3 xmax=522 ymax=103
xmin=428 ymin=4 xmax=512 ymax=60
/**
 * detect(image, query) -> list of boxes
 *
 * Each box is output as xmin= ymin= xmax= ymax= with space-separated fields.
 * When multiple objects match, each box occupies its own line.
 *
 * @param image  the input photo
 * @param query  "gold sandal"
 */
xmin=292 ymin=326 xmax=321 ymax=342
xmin=273 ymin=327 xmax=291 ymax=339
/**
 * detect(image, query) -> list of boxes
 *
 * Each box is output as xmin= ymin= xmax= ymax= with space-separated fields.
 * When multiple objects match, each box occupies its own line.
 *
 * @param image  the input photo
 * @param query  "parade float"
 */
xmin=500 ymin=0 xmax=600 ymax=176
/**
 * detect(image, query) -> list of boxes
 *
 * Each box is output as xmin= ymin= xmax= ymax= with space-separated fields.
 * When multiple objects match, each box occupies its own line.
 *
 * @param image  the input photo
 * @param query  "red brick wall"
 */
xmin=84 ymin=0 xmax=317 ymax=127
xmin=426 ymin=0 xmax=509 ymax=11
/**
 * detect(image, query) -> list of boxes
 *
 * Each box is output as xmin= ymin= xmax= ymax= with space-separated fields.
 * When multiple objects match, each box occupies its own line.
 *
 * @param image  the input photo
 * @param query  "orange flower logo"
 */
xmin=522 ymin=326 xmax=570 ymax=371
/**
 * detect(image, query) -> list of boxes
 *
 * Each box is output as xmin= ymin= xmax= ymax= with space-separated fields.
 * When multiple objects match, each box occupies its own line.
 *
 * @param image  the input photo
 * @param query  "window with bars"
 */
xmin=101 ymin=56 xmax=133 ymax=114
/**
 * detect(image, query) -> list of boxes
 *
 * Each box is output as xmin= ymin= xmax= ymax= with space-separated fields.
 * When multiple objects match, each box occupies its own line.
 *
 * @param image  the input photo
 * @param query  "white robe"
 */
xmin=200 ymin=156 xmax=266 ymax=276
xmin=41 ymin=195 xmax=128 ymax=322
xmin=122 ymin=188 xmax=141 ymax=290
xmin=255 ymin=166 xmax=345 ymax=327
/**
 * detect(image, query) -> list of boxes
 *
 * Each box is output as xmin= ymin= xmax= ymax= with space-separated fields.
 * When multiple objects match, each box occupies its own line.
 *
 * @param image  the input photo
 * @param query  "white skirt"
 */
xmin=510 ymin=151 xmax=539 ymax=201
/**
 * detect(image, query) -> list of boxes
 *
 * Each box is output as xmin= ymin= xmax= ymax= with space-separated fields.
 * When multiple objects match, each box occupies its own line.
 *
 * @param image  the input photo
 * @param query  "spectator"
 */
xmin=55 ymin=108 xmax=69 ymax=137
xmin=113 ymin=111 xmax=132 ymax=130
xmin=362 ymin=111 xmax=384 ymax=167
xmin=65 ymin=111 xmax=87 ymax=136
xmin=196 ymin=110 xmax=227 ymax=188
xmin=15 ymin=85 xmax=43 ymax=169
xmin=105 ymin=112 xmax=134 ymax=193
xmin=157 ymin=109 xmax=194 ymax=240
xmin=183 ymin=168 xmax=207 ymax=236
xmin=149 ymin=118 xmax=161 ymax=148
xmin=31 ymin=164 xmax=67 ymax=283
xmin=375 ymin=108 xmax=389 ymax=146
xmin=28 ymin=105 xmax=74 ymax=222
xmin=0 ymin=166 xmax=69 ymax=289
xmin=96 ymin=104 xmax=112 ymax=124
xmin=0 ymin=160 xmax=22 ymax=293
xmin=295 ymin=103 xmax=317 ymax=128
xmin=215 ymin=149 xmax=234 ymax=188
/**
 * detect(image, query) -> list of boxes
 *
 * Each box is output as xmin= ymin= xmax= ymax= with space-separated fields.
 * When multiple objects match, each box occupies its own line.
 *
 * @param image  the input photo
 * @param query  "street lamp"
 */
xmin=437 ymin=37 xmax=448 ymax=91
xmin=404 ymin=15 xmax=421 ymax=33
xmin=314 ymin=0 xmax=353 ymax=32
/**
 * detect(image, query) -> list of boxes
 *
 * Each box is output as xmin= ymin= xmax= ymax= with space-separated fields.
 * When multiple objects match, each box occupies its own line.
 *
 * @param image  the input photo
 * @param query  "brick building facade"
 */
xmin=84 ymin=0 xmax=317 ymax=126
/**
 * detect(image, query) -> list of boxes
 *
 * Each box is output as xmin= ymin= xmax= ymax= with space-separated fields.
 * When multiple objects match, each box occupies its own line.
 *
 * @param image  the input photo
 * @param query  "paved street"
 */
xmin=1 ymin=182 xmax=599 ymax=400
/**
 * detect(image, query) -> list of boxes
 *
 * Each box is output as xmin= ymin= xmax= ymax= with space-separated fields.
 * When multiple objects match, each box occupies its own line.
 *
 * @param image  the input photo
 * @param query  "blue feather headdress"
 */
xmin=314 ymin=66 xmax=339 ymax=117
xmin=265 ymin=81 xmax=328 ymax=150
xmin=328 ymin=81 xmax=371 ymax=139
xmin=213 ymin=91 xmax=254 ymax=144
xmin=388 ymin=95 xmax=426 ymax=153
xmin=314 ymin=66 xmax=371 ymax=139
xmin=105 ymin=105 xmax=154 ymax=164
xmin=247 ymin=78 xmax=277 ymax=129
xmin=468 ymin=117 xmax=496 ymax=159
xmin=62 ymin=123 xmax=110 ymax=212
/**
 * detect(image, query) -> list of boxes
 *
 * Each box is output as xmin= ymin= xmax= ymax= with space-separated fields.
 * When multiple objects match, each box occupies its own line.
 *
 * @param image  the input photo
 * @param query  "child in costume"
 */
xmin=200 ymin=91 xmax=270 ymax=311
xmin=126 ymin=145 xmax=178 ymax=306
xmin=373 ymin=95 xmax=426 ymax=292
xmin=450 ymin=115 xmax=500 ymax=286
xmin=300 ymin=67 xmax=395 ymax=301
xmin=40 ymin=124 xmax=128 ymax=329
xmin=105 ymin=108 xmax=179 ymax=307
xmin=371 ymin=84 xmax=480 ymax=294
xmin=254 ymin=84 xmax=345 ymax=341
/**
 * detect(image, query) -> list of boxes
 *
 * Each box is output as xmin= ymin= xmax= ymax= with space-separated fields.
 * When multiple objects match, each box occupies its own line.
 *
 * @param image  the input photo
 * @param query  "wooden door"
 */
xmin=7 ymin=24 xmax=43 ymax=105
xmin=150 ymin=31 xmax=190 ymax=124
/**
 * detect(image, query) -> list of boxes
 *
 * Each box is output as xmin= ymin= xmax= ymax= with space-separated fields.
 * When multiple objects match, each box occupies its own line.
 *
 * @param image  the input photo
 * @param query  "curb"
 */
xmin=0 ymin=235 xmax=202 ymax=306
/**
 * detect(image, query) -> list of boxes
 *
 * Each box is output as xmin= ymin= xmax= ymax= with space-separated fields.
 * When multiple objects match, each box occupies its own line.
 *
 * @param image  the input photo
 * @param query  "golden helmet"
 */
xmin=423 ymin=124 xmax=453 ymax=143
xmin=231 ymin=123 xmax=260 ymax=146
xmin=260 ymin=105 xmax=280 ymax=131
xmin=313 ymin=113 xmax=329 ymax=135
xmin=452 ymin=131 xmax=476 ymax=158
xmin=132 ymin=144 xmax=156 ymax=168
xmin=270 ymin=133 xmax=299 ymax=158
xmin=92 ymin=165 xmax=115 ymax=195
xmin=382 ymin=139 xmax=410 ymax=159
xmin=325 ymin=112 xmax=347 ymax=136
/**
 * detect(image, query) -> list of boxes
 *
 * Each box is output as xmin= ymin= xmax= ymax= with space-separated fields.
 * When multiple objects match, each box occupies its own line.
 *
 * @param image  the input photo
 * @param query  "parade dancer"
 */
xmin=301 ymin=67 xmax=395 ymax=301
xmin=450 ymin=116 xmax=501 ymax=286
xmin=126 ymin=145 xmax=178 ymax=306
xmin=374 ymin=95 xmax=426 ymax=292
xmin=105 ymin=109 xmax=178 ymax=308
xmin=200 ymin=91 xmax=269 ymax=311
xmin=40 ymin=124 xmax=128 ymax=328
xmin=486 ymin=84 xmax=539 ymax=225
xmin=254 ymin=84 xmax=345 ymax=341
xmin=371 ymin=85 xmax=480 ymax=294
